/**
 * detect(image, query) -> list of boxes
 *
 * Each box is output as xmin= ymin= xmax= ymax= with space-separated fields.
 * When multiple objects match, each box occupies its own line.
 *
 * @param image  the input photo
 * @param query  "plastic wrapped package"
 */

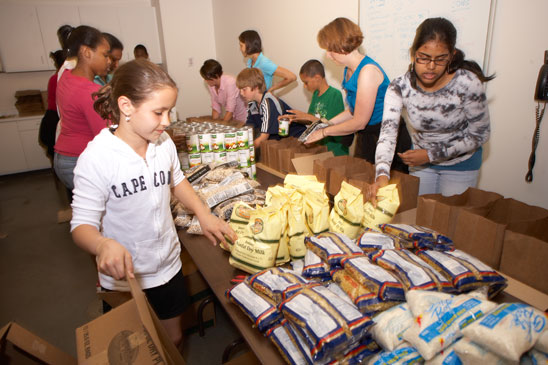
xmin=266 ymin=320 xmax=312 ymax=365
xmin=356 ymin=231 xmax=397 ymax=252
xmin=378 ymin=224 xmax=453 ymax=251
xmin=341 ymin=256 xmax=405 ymax=302
xmin=367 ymin=342 xmax=423 ymax=365
xmin=247 ymin=267 xmax=308 ymax=304
xmin=402 ymin=291 xmax=497 ymax=360
xmin=416 ymin=250 xmax=482 ymax=292
xmin=522 ymin=349 xmax=548 ymax=365
xmin=302 ymin=249 xmax=331 ymax=280
xmin=444 ymin=249 xmax=507 ymax=298
xmin=328 ymin=336 xmax=381 ymax=365
xmin=370 ymin=249 xmax=438 ymax=292
xmin=397 ymin=249 xmax=454 ymax=293
xmin=535 ymin=329 xmax=548 ymax=353
xmin=226 ymin=282 xmax=281 ymax=332
xmin=305 ymin=232 xmax=362 ymax=268
xmin=424 ymin=343 xmax=461 ymax=365
xmin=461 ymin=303 xmax=547 ymax=362
xmin=453 ymin=337 xmax=513 ymax=365
xmin=280 ymin=285 xmax=374 ymax=363
xmin=370 ymin=303 xmax=413 ymax=351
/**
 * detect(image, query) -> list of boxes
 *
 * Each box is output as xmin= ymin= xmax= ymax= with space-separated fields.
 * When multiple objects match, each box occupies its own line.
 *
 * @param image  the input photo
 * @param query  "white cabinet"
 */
xmin=0 ymin=3 xmax=164 ymax=72
xmin=36 ymin=4 xmax=81 ymax=70
xmin=0 ymin=4 xmax=49 ymax=72
xmin=0 ymin=117 xmax=51 ymax=175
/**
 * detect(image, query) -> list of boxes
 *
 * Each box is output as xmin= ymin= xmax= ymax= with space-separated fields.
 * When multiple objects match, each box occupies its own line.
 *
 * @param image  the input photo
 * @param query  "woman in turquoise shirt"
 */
xmin=306 ymin=18 xmax=410 ymax=172
xmin=238 ymin=30 xmax=296 ymax=93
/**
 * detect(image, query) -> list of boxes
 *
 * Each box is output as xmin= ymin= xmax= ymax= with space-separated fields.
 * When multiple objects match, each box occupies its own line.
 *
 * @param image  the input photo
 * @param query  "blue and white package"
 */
xmin=461 ymin=303 xmax=547 ymax=362
xmin=368 ymin=343 xmax=423 ymax=364
xmin=266 ymin=320 xmax=312 ymax=365
xmin=304 ymin=232 xmax=362 ymax=267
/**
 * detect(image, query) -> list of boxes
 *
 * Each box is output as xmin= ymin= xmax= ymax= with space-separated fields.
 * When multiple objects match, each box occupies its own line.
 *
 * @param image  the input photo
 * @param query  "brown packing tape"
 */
xmin=500 ymin=230 xmax=548 ymax=295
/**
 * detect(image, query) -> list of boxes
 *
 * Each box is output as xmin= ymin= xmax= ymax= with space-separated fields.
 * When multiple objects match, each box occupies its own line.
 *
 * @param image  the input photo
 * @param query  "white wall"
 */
xmin=480 ymin=0 xmax=548 ymax=208
xmin=157 ymin=0 xmax=216 ymax=120
xmin=211 ymin=0 xmax=358 ymax=113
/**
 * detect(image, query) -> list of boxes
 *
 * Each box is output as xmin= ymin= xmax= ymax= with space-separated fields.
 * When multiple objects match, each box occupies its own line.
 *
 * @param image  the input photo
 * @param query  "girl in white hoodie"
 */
xmin=70 ymin=59 xmax=236 ymax=347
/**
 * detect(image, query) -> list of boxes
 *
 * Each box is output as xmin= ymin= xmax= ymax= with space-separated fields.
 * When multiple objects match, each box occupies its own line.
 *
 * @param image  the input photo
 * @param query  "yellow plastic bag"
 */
xmin=328 ymin=181 xmax=364 ymax=239
xmin=229 ymin=206 xmax=282 ymax=274
xmin=362 ymin=184 xmax=400 ymax=230
xmin=304 ymin=190 xmax=330 ymax=236
xmin=265 ymin=186 xmax=291 ymax=265
xmin=227 ymin=202 xmax=255 ymax=251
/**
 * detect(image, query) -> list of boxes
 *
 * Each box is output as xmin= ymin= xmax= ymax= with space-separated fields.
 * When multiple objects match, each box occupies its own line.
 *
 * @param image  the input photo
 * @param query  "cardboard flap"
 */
xmin=5 ymin=322 xmax=76 ymax=364
xmin=0 ymin=322 xmax=11 ymax=340
xmin=127 ymin=276 xmax=168 ymax=363
xmin=292 ymin=151 xmax=334 ymax=175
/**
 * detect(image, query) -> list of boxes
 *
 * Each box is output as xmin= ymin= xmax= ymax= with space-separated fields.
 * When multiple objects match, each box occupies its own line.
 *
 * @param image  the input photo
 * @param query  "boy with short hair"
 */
xmin=236 ymin=68 xmax=305 ymax=148
xmin=285 ymin=59 xmax=351 ymax=155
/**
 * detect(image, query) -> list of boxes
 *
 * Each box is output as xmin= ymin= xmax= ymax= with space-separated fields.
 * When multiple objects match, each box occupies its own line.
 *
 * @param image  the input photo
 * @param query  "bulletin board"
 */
xmin=359 ymin=0 xmax=494 ymax=80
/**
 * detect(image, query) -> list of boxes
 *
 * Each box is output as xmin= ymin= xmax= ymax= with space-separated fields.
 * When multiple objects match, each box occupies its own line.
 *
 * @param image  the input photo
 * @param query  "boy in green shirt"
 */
xmin=283 ymin=59 xmax=352 ymax=155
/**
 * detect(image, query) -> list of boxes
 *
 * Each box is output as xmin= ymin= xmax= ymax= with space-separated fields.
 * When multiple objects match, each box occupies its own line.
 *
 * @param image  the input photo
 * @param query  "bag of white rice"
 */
xmin=461 ymin=303 xmax=547 ymax=362
xmin=522 ymin=349 xmax=548 ymax=365
xmin=535 ymin=328 xmax=548 ymax=353
xmin=370 ymin=303 xmax=413 ymax=351
xmin=424 ymin=342 xmax=461 ymax=365
xmin=453 ymin=337 xmax=513 ymax=365
xmin=403 ymin=291 xmax=497 ymax=360
xmin=367 ymin=343 xmax=423 ymax=365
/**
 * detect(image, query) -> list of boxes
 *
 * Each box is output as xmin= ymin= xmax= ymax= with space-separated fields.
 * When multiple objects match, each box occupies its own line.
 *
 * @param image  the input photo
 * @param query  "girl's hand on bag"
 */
xmin=96 ymin=238 xmax=134 ymax=280
xmin=198 ymin=213 xmax=238 ymax=247
xmin=367 ymin=176 xmax=389 ymax=207
xmin=398 ymin=149 xmax=429 ymax=166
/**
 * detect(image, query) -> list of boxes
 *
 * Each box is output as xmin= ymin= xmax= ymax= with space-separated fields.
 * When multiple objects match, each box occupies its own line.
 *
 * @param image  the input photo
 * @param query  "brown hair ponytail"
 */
xmin=93 ymin=84 xmax=117 ymax=123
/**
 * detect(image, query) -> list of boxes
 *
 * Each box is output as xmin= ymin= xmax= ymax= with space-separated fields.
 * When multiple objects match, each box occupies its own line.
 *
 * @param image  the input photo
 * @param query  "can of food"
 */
xmin=251 ymin=163 xmax=257 ymax=180
xmin=214 ymin=151 xmax=227 ymax=163
xmin=178 ymin=152 xmax=190 ymax=170
xmin=247 ymin=126 xmax=254 ymax=147
xmin=198 ymin=133 xmax=212 ymax=153
xmin=224 ymin=132 xmax=237 ymax=151
xmin=186 ymin=133 xmax=199 ymax=153
xmin=211 ymin=132 xmax=225 ymax=152
xmin=201 ymin=152 xmax=214 ymax=164
xmin=239 ymin=148 xmax=250 ymax=168
xmin=236 ymin=129 xmax=249 ymax=150
xmin=226 ymin=150 xmax=239 ymax=163
xmin=189 ymin=153 xmax=202 ymax=168
xmin=249 ymin=145 xmax=255 ymax=163
xmin=278 ymin=118 xmax=290 ymax=137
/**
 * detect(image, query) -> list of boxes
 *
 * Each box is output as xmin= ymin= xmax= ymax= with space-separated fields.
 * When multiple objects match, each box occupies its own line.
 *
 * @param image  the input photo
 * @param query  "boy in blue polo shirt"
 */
xmin=236 ymin=68 xmax=305 ymax=148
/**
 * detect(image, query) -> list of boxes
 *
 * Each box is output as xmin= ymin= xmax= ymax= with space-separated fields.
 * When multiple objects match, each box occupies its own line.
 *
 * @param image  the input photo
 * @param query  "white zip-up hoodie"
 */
xmin=71 ymin=128 xmax=184 ymax=291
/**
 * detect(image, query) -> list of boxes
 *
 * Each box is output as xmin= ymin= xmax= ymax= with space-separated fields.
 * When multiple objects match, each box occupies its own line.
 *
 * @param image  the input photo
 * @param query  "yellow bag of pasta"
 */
xmin=227 ymin=202 xmax=255 ymax=251
xmin=303 ymin=190 xmax=330 ymax=236
xmin=287 ymin=189 xmax=307 ymax=260
xmin=362 ymin=184 xmax=400 ymax=230
xmin=329 ymin=181 xmax=364 ymax=239
xmin=265 ymin=186 xmax=291 ymax=265
xmin=229 ymin=205 xmax=283 ymax=274
xmin=283 ymin=174 xmax=318 ymax=188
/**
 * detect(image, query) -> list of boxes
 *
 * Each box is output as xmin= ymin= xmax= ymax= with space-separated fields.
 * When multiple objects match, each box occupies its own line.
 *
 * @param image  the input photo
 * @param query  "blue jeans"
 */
xmin=410 ymin=165 xmax=479 ymax=196
xmin=54 ymin=153 xmax=78 ymax=191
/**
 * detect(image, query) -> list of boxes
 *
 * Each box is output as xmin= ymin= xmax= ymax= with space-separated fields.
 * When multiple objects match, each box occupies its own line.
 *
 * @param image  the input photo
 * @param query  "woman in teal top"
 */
xmin=238 ymin=30 xmax=296 ymax=92
xmin=306 ymin=18 xmax=410 ymax=171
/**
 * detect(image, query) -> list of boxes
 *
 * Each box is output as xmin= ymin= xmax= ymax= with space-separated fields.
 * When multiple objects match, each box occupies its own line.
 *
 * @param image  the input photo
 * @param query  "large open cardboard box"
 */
xmin=0 ymin=322 xmax=76 ymax=364
xmin=76 ymin=276 xmax=186 ymax=364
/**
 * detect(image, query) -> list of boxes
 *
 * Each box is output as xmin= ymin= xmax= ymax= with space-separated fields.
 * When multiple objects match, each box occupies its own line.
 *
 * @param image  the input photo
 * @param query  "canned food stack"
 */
xmin=170 ymin=121 xmax=256 ymax=179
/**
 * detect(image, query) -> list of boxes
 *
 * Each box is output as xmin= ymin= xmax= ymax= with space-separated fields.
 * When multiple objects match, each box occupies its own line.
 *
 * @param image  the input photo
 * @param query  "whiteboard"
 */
xmin=359 ymin=0 xmax=492 ymax=80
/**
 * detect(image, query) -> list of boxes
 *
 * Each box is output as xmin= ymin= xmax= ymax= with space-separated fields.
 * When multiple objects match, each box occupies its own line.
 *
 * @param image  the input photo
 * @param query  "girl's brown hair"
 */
xmin=317 ymin=17 xmax=363 ymax=54
xmin=93 ymin=59 xmax=177 ymax=123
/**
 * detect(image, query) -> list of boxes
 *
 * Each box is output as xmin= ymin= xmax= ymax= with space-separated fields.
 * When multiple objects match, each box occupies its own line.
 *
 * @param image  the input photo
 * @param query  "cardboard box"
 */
xmin=499 ymin=217 xmax=548 ymax=295
xmin=76 ymin=276 xmax=186 ymax=364
xmin=0 ymin=322 xmax=76 ymax=364
xmin=278 ymin=144 xmax=327 ymax=174
xmin=416 ymin=187 xmax=503 ymax=237
xmin=292 ymin=151 xmax=334 ymax=176
xmin=452 ymin=199 xmax=548 ymax=269
xmin=14 ymin=90 xmax=45 ymax=116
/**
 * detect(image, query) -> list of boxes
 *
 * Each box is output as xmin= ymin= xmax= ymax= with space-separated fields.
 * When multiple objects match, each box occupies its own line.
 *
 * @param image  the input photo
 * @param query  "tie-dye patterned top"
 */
xmin=375 ymin=69 xmax=490 ymax=179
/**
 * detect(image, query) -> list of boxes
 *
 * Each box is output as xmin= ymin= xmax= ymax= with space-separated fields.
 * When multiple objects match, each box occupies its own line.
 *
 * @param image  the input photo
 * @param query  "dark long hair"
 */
xmin=93 ymin=59 xmax=177 ymax=123
xmin=65 ymin=25 xmax=105 ymax=59
xmin=409 ymin=17 xmax=494 ymax=88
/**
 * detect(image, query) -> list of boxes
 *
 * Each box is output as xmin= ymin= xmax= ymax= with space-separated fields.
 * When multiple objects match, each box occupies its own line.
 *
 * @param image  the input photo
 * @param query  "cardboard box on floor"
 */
xmin=452 ymin=198 xmax=548 ymax=270
xmin=76 ymin=276 xmax=186 ymax=364
xmin=416 ymin=187 xmax=503 ymax=237
xmin=97 ymin=248 xmax=216 ymax=335
xmin=313 ymin=156 xmax=419 ymax=212
xmin=0 ymin=322 xmax=76 ymax=364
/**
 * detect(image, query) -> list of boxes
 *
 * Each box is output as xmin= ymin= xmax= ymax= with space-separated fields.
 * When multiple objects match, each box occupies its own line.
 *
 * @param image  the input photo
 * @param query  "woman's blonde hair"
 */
xmin=317 ymin=17 xmax=363 ymax=54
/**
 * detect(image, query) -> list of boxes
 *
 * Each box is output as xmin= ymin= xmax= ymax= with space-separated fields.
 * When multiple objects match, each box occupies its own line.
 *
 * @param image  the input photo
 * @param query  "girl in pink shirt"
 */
xmin=54 ymin=25 xmax=111 ymax=194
